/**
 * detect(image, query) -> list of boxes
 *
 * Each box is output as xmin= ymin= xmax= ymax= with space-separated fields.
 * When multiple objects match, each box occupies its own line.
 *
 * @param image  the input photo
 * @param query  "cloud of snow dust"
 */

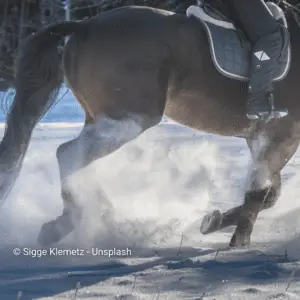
xmin=0 ymin=120 xmax=248 ymax=259
xmin=0 ymin=117 xmax=300 ymax=263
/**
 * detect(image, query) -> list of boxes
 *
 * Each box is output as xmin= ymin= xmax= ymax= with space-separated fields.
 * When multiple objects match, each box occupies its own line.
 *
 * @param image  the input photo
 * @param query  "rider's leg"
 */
xmin=226 ymin=0 xmax=289 ymax=119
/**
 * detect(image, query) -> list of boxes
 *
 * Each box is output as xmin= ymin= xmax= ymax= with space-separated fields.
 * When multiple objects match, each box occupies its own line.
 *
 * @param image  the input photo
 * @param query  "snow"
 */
xmin=0 ymin=91 xmax=300 ymax=299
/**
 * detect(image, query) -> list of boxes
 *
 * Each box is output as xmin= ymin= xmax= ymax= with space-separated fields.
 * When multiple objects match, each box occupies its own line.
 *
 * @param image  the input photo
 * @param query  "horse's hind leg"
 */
xmin=38 ymin=114 xmax=159 ymax=246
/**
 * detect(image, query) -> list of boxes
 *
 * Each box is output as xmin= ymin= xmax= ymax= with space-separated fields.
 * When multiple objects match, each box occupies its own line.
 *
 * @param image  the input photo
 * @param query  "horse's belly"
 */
xmin=164 ymin=96 xmax=250 ymax=137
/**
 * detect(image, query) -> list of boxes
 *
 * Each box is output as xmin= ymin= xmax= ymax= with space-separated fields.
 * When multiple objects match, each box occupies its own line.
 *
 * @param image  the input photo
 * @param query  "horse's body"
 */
xmin=2 ymin=5 xmax=300 ymax=247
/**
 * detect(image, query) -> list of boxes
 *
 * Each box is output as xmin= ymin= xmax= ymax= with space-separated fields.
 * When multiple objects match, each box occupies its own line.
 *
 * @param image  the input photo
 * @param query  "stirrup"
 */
xmin=246 ymin=92 xmax=288 ymax=120
xmin=246 ymin=109 xmax=288 ymax=120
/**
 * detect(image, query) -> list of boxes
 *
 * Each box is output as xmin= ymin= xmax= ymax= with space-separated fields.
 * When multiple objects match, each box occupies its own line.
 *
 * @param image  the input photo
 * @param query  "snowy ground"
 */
xmin=1 ymin=90 xmax=300 ymax=299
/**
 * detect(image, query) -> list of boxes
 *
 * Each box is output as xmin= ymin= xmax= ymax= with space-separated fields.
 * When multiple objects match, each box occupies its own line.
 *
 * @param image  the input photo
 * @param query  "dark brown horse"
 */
xmin=1 ymin=3 xmax=300 ymax=248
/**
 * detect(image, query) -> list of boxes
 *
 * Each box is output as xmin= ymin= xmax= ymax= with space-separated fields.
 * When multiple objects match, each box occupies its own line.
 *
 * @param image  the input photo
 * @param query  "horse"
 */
xmin=1 ymin=2 xmax=299 ymax=248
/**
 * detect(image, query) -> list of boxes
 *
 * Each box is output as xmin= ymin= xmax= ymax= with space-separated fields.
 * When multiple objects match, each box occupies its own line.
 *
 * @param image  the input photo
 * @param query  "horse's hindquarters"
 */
xmin=63 ymin=9 xmax=173 ymax=123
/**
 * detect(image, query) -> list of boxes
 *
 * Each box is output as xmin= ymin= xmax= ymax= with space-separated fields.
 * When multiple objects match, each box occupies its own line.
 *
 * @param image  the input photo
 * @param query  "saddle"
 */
xmin=186 ymin=1 xmax=291 ymax=82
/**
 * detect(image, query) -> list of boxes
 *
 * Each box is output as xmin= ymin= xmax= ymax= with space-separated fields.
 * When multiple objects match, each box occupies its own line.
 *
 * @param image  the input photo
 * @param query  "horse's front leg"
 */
xmin=200 ymin=171 xmax=281 ymax=236
xmin=230 ymin=120 xmax=300 ymax=247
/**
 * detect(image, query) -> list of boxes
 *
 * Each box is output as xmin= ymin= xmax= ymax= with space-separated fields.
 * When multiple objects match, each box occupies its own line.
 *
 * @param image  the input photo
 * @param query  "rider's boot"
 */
xmin=246 ymin=25 xmax=289 ymax=120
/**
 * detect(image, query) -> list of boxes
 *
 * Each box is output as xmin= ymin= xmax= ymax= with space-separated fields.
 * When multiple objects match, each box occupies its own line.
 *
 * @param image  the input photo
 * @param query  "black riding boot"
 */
xmin=246 ymin=26 xmax=289 ymax=120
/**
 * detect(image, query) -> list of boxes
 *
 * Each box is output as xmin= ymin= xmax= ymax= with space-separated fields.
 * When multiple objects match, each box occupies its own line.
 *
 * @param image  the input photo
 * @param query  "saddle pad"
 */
xmin=187 ymin=5 xmax=291 ymax=82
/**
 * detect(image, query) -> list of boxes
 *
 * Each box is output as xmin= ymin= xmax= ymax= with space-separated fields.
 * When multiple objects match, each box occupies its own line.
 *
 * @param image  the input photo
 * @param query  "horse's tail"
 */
xmin=0 ymin=21 xmax=81 ymax=205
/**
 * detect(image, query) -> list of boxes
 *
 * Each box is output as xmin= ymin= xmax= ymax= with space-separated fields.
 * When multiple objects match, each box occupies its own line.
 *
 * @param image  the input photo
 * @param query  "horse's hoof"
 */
xmin=37 ymin=214 xmax=75 ymax=247
xmin=37 ymin=220 xmax=63 ymax=247
xmin=229 ymin=232 xmax=251 ymax=248
xmin=200 ymin=210 xmax=223 ymax=235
